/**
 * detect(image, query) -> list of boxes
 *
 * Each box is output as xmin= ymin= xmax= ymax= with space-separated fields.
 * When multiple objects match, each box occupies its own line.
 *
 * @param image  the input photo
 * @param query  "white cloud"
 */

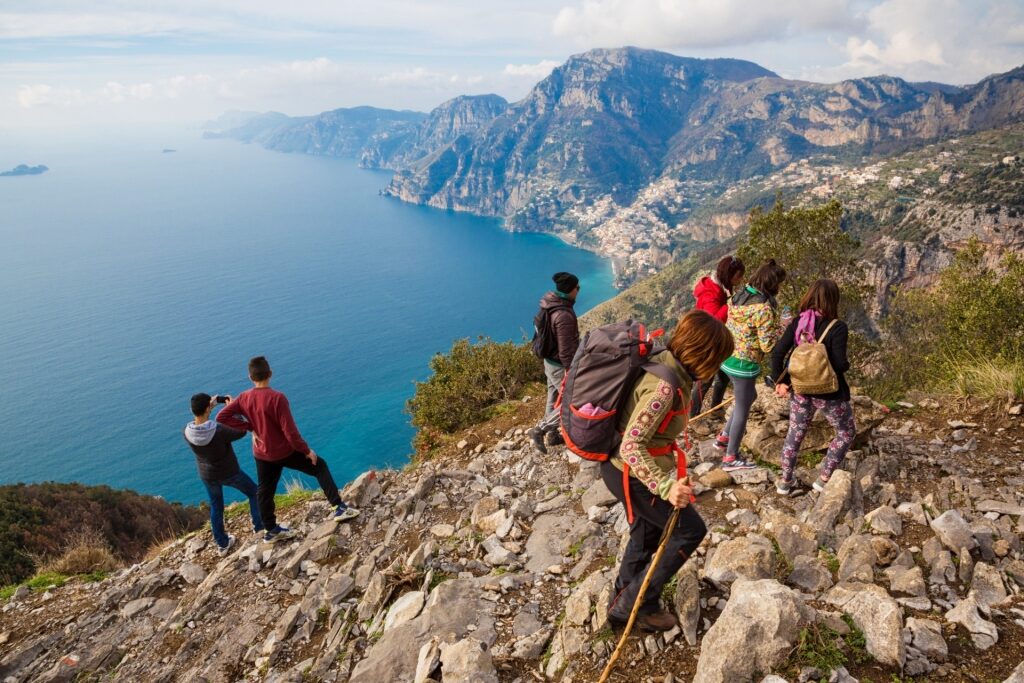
xmin=800 ymin=0 xmax=1024 ymax=84
xmin=552 ymin=0 xmax=858 ymax=49
xmin=503 ymin=60 xmax=560 ymax=78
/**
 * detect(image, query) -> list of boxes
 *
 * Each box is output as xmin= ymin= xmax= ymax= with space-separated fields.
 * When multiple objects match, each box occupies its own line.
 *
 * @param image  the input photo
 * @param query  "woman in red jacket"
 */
xmin=689 ymin=255 xmax=745 ymax=418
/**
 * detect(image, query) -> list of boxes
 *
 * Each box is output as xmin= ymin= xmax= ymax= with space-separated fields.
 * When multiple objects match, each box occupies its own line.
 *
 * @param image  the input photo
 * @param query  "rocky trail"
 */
xmin=3 ymin=387 xmax=1024 ymax=683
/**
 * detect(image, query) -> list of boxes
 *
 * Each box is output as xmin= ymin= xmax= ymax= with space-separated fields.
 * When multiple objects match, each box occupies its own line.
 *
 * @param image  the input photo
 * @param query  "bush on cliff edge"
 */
xmin=407 ymin=337 xmax=543 ymax=452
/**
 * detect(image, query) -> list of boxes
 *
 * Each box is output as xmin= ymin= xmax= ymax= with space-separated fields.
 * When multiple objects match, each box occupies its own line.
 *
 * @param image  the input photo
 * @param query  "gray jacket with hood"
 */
xmin=183 ymin=421 xmax=245 ymax=482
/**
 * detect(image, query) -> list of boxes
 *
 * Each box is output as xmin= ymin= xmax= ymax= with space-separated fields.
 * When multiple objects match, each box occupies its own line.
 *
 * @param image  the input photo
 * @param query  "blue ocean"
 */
xmin=0 ymin=128 xmax=615 ymax=505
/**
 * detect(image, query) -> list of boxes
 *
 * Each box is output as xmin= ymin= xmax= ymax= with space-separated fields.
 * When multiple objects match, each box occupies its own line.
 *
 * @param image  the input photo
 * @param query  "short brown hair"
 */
xmin=668 ymin=309 xmax=734 ymax=382
xmin=248 ymin=355 xmax=271 ymax=382
xmin=749 ymin=259 xmax=786 ymax=297
xmin=799 ymin=279 xmax=841 ymax=320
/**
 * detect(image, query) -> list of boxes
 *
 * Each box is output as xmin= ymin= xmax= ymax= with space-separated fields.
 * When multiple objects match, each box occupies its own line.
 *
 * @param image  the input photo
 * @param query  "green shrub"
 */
xmin=872 ymin=240 xmax=1024 ymax=400
xmin=407 ymin=337 xmax=543 ymax=439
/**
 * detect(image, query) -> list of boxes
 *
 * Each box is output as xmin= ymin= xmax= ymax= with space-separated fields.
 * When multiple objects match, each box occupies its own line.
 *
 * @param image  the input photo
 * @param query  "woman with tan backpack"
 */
xmin=768 ymin=279 xmax=855 ymax=495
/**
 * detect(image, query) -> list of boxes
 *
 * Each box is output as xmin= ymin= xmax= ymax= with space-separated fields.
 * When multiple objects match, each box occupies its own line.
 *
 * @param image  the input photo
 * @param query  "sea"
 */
xmin=0 ymin=127 xmax=616 ymax=505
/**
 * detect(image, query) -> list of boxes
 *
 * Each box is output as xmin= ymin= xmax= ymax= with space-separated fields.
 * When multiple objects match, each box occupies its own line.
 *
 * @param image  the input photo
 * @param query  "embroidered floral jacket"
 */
xmin=608 ymin=350 xmax=692 ymax=501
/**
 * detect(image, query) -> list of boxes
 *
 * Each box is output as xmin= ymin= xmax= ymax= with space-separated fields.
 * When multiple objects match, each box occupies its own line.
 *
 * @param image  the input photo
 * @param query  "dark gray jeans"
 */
xmin=535 ymin=360 xmax=565 ymax=434
xmin=601 ymin=461 xmax=707 ymax=618
xmin=721 ymin=374 xmax=757 ymax=457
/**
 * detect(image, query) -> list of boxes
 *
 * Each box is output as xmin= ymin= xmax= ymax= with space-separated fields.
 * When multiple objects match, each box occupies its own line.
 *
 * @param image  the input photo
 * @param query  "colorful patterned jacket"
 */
xmin=608 ymin=350 xmax=693 ymax=501
xmin=721 ymin=285 xmax=781 ymax=378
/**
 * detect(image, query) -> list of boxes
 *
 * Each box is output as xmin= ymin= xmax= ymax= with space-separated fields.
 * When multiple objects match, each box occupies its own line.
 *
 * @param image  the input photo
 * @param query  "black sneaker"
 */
xmin=262 ymin=525 xmax=296 ymax=544
xmin=527 ymin=427 xmax=547 ymax=454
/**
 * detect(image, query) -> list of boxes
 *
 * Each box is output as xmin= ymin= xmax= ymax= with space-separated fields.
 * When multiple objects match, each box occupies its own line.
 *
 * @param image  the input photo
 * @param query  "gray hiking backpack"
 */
xmin=557 ymin=320 xmax=684 ymax=461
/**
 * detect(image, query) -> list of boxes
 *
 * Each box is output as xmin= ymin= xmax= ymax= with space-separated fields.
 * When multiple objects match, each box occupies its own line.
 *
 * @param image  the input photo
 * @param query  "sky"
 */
xmin=1 ymin=0 xmax=1023 ymax=129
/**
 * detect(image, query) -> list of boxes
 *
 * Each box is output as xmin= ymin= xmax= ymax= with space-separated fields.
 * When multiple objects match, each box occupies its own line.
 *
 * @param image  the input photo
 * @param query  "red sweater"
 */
xmin=692 ymin=276 xmax=730 ymax=323
xmin=216 ymin=387 xmax=310 ymax=461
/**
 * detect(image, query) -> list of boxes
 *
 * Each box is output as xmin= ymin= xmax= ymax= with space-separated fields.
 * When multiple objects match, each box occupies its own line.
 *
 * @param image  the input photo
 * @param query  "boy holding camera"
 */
xmin=217 ymin=356 xmax=358 ymax=543
xmin=184 ymin=393 xmax=263 ymax=554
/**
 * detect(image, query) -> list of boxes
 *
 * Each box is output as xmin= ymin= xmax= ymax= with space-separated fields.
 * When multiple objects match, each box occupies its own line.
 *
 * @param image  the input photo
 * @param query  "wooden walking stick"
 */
xmin=596 ymin=396 xmax=733 ymax=683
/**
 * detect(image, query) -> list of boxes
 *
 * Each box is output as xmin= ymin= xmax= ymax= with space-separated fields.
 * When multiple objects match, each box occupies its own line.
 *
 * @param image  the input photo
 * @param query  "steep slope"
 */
xmin=360 ymin=94 xmax=509 ymax=169
xmin=4 ymin=395 xmax=1024 ymax=682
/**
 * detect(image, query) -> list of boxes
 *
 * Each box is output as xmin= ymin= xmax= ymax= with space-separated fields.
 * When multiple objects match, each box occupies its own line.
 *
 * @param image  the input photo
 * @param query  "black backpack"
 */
xmin=531 ymin=303 xmax=570 ymax=360
xmin=557 ymin=320 xmax=684 ymax=461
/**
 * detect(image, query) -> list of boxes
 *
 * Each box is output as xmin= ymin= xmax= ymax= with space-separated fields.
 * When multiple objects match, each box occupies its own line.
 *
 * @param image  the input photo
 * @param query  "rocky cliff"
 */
xmin=3 ymin=391 xmax=1024 ymax=682
xmin=203 ymin=106 xmax=426 ymax=157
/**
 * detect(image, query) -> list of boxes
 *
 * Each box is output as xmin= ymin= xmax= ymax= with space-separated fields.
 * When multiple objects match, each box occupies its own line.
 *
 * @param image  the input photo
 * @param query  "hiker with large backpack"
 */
xmin=527 ymin=272 xmax=581 ymax=454
xmin=768 ymin=279 xmax=855 ymax=495
xmin=689 ymin=255 xmax=745 ymax=419
xmin=715 ymin=259 xmax=789 ymax=471
xmin=559 ymin=310 xmax=733 ymax=632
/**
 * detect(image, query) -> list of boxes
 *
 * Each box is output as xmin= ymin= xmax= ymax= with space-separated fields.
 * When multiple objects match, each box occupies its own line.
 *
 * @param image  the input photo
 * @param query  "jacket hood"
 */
xmin=693 ymin=275 xmax=727 ymax=299
xmin=731 ymin=285 xmax=776 ymax=309
xmin=185 ymin=420 xmax=218 ymax=446
xmin=539 ymin=291 xmax=575 ymax=310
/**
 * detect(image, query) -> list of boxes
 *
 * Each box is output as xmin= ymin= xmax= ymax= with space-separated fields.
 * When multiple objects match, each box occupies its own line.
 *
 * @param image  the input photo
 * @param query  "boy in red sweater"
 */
xmin=218 ymin=356 xmax=358 ymax=542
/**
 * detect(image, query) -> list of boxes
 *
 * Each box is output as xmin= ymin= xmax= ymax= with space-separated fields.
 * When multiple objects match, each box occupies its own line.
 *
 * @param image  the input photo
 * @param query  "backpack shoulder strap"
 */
xmin=816 ymin=319 xmax=839 ymax=344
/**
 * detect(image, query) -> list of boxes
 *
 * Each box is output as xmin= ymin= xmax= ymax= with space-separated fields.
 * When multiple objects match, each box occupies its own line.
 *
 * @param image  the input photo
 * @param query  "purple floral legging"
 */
xmin=780 ymin=394 xmax=856 ymax=483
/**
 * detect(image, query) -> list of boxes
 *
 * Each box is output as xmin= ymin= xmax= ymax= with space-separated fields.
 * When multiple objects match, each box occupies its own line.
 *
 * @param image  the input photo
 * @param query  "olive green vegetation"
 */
xmin=871 ymin=239 xmax=1024 ymax=401
xmin=0 ymin=482 xmax=205 ymax=586
xmin=406 ymin=337 xmax=543 ymax=452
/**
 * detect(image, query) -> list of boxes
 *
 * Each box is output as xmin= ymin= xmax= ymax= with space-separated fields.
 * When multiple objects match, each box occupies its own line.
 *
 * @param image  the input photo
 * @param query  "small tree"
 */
xmin=738 ymin=196 xmax=865 ymax=312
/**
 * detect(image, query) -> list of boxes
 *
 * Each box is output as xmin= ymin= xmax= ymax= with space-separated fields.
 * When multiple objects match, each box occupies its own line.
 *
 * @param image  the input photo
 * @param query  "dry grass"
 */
xmin=39 ymin=529 xmax=120 ymax=576
xmin=947 ymin=355 xmax=1024 ymax=401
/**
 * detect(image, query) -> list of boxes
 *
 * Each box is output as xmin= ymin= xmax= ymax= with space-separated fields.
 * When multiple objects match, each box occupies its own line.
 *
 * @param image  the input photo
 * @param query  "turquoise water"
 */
xmin=0 ymin=128 xmax=615 ymax=504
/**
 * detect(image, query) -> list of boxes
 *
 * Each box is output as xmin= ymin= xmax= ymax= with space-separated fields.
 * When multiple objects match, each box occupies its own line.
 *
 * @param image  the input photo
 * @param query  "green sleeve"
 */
xmin=619 ymin=379 xmax=677 ymax=500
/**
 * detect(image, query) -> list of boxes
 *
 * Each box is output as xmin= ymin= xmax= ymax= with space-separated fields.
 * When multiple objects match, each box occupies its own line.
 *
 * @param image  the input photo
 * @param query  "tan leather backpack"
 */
xmin=788 ymin=319 xmax=839 ymax=395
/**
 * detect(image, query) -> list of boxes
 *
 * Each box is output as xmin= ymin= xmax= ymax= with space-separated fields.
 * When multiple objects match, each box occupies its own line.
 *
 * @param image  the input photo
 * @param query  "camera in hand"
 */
xmin=215 ymin=395 xmax=229 ymax=404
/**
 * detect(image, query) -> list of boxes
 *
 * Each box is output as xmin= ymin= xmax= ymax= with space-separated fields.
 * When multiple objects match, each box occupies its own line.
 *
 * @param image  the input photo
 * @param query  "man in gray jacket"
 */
xmin=527 ymin=272 xmax=580 ymax=454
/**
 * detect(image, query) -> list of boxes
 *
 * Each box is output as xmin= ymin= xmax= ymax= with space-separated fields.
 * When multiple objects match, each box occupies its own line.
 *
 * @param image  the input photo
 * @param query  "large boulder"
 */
xmin=349 ymin=578 xmax=496 ymax=683
xmin=825 ymin=583 xmax=905 ymax=667
xmin=693 ymin=579 xmax=815 ymax=683
xmin=704 ymin=534 xmax=776 ymax=588
xmin=741 ymin=385 xmax=887 ymax=460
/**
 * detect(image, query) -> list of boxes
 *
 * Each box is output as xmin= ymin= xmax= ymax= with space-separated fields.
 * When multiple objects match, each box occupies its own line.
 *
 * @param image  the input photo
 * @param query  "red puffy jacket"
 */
xmin=692 ymin=276 xmax=729 ymax=322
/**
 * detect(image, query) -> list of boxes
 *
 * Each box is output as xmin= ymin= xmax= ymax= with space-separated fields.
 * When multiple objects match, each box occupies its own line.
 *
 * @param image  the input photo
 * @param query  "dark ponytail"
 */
xmin=715 ymin=255 xmax=746 ymax=292
xmin=749 ymin=259 xmax=787 ymax=297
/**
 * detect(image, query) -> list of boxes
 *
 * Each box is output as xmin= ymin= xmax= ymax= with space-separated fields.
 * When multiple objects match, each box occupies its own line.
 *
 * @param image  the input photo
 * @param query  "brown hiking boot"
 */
xmin=635 ymin=610 xmax=678 ymax=632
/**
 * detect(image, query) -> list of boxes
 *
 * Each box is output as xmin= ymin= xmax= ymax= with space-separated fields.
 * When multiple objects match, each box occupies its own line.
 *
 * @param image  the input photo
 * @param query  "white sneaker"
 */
xmin=218 ymin=534 xmax=236 ymax=556
xmin=333 ymin=506 xmax=360 ymax=522
xmin=813 ymin=479 xmax=827 ymax=493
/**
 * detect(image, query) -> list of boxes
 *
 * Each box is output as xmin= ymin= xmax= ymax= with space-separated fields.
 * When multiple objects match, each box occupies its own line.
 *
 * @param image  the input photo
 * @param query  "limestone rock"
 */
xmin=179 ymin=562 xmax=207 ymax=585
xmin=700 ymin=469 xmax=734 ymax=488
xmin=439 ymin=638 xmax=498 ymax=683
xmin=1004 ymin=660 xmax=1024 ymax=683
xmin=413 ymin=637 xmax=440 ymax=683
xmin=866 ymin=505 xmax=903 ymax=536
xmin=837 ymin=535 xmax=875 ymax=584
xmin=673 ymin=560 xmax=701 ymax=646
xmin=971 ymin=562 xmax=1008 ymax=608
xmin=580 ymin=479 xmax=617 ymax=510
xmin=825 ymin=583 xmax=905 ymax=667
xmin=511 ymin=626 xmax=553 ymax=660
xmin=789 ymin=556 xmax=833 ymax=593
xmin=930 ymin=510 xmax=977 ymax=552
xmin=704 ymin=534 xmax=776 ymax=587
xmin=945 ymin=595 xmax=998 ymax=650
xmin=730 ymin=468 xmax=769 ymax=485
xmin=904 ymin=617 xmax=947 ymax=676
xmin=760 ymin=510 xmax=818 ymax=564
xmin=810 ymin=470 xmax=854 ymax=540
xmin=693 ymin=579 xmax=814 ymax=683
xmin=350 ymin=578 xmax=496 ymax=683
xmin=383 ymin=591 xmax=426 ymax=632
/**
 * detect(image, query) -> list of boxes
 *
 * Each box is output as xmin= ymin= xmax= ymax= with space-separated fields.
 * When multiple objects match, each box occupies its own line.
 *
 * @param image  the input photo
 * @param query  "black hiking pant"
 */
xmin=256 ymin=451 xmax=342 ymax=530
xmin=601 ymin=460 xmax=707 ymax=618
